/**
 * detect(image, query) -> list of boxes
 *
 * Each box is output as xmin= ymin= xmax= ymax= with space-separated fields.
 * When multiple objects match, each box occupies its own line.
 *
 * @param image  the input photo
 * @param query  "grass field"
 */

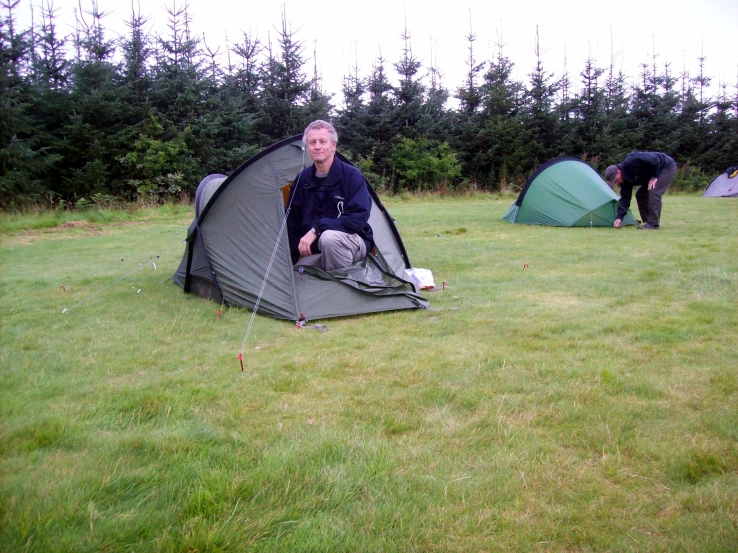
xmin=1 ymin=195 xmax=736 ymax=552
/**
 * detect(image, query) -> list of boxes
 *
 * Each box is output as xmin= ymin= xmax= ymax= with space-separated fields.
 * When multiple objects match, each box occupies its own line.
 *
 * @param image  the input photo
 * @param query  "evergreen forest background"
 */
xmin=2 ymin=1 xmax=737 ymax=209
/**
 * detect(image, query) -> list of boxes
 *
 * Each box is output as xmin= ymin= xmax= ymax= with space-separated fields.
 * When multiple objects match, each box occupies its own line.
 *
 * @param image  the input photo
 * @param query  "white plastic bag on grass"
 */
xmin=405 ymin=268 xmax=436 ymax=290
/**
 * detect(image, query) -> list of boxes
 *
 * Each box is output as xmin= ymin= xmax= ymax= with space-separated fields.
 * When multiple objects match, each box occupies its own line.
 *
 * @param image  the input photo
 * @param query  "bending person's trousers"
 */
xmin=634 ymin=164 xmax=676 ymax=227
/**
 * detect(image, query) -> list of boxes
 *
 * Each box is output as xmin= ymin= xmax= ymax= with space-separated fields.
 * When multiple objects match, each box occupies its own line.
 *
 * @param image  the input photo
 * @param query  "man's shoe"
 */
xmin=638 ymin=223 xmax=659 ymax=230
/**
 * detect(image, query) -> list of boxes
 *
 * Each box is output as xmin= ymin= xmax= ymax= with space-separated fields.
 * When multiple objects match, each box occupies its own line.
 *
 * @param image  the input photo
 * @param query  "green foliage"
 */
xmin=673 ymin=164 xmax=711 ymax=193
xmin=389 ymin=137 xmax=462 ymax=191
xmin=344 ymin=154 xmax=383 ymax=192
xmin=1 ymin=1 xmax=737 ymax=205
xmin=74 ymin=197 xmax=91 ymax=210
xmin=68 ymin=159 xmax=109 ymax=196
xmin=119 ymin=117 xmax=194 ymax=200
xmin=90 ymin=193 xmax=121 ymax=209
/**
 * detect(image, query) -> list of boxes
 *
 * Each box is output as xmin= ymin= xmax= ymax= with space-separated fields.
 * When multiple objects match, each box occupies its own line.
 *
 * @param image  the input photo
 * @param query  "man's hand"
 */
xmin=614 ymin=218 xmax=622 ymax=228
xmin=298 ymin=229 xmax=318 ymax=257
xmin=648 ymin=177 xmax=658 ymax=190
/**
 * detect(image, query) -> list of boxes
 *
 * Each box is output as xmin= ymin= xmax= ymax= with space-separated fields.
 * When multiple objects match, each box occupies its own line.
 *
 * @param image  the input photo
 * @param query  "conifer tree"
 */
xmin=701 ymin=81 xmax=737 ymax=171
xmin=336 ymin=55 xmax=368 ymax=156
xmin=2 ymin=3 xmax=737 ymax=202
xmin=0 ymin=0 xmax=57 ymax=204
xmin=450 ymin=17 xmax=485 ymax=183
xmin=209 ymin=31 xmax=262 ymax=171
xmin=26 ymin=0 xmax=71 ymax=198
xmin=556 ymin=49 xmax=576 ymax=155
xmin=522 ymin=26 xmax=560 ymax=167
xmin=304 ymin=41 xmax=334 ymax=123
xmin=675 ymin=51 xmax=713 ymax=165
xmin=456 ymin=17 xmax=484 ymax=117
xmin=254 ymin=9 xmax=311 ymax=143
xmin=120 ymin=4 xmax=151 ymax=98
xmin=475 ymin=33 xmax=527 ymax=188
xmin=420 ymin=43 xmax=450 ymax=138
xmin=363 ymin=52 xmax=396 ymax=183
xmin=34 ymin=0 xmax=68 ymax=91
xmin=570 ymin=55 xmax=606 ymax=157
xmin=58 ymin=0 xmax=125 ymax=197
xmin=228 ymin=30 xmax=261 ymax=115
xmin=601 ymin=39 xmax=631 ymax=163
xmin=392 ymin=24 xmax=425 ymax=138
xmin=137 ymin=1 xmax=205 ymax=197
xmin=653 ymin=58 xmax=680 ymax=152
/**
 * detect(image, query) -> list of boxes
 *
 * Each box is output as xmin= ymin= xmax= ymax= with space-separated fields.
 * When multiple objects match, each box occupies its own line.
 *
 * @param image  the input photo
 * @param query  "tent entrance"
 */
xmin=282 ymin=183 xmax=293 ymax=207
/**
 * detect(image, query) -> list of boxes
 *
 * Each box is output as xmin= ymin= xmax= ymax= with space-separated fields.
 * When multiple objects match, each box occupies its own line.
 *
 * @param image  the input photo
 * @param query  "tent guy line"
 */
xmin=61 ymin=255 xmax=160 ymax=314
xmin=59 ymin=230 xmax=188 ymax=315
xmin=238 ymin=167 xmax=307 ymax=370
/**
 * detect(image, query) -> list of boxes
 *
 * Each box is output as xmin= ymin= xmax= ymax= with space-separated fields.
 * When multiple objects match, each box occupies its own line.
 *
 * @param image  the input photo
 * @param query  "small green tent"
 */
xmin=502 ymin=157 xmax=637 ymax=227
xmin=173 ymin=135 xmax=428 ymax=320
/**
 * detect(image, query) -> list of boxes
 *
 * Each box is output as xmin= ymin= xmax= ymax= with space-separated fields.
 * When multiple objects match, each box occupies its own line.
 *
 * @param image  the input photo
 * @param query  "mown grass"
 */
xmin=0 ymin=202 xmax=192 ymax=234
xmin=1 ymin=194 xmax=736 ymax=552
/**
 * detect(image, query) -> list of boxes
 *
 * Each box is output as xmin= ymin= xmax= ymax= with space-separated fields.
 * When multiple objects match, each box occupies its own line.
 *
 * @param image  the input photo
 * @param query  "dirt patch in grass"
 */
xmin=50 ymin=219 xmax=116 ymax=235
xmin=58 ymin=220 xmax=94 ymax=229
xmin=10 ymin=220 xmax=173 ymax=247
xmin=11 ymin=221 xmax=103 ymax=245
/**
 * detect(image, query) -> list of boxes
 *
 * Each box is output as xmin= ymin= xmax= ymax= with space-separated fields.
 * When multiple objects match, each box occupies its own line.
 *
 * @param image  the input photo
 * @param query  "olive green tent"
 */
xmin=502 ymin=157 xmax=637 ymax=227
xmin=173 ymin=135 xmax=428 ymax=320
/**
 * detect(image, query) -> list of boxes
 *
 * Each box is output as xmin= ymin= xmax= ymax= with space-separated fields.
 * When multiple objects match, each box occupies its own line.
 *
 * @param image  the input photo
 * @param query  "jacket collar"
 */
xmin=306 ymin=157 xmax=344 ymax=188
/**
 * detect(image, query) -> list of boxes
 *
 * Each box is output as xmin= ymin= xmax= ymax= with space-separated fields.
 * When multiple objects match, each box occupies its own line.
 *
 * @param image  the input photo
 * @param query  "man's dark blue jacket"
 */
xmin=618 ymin=152 xmax=676 ymax=186
xmin=616 ymin=152 xmax=676 ymax=220
xmin=286 ymin=157 xmax=373 ymax=264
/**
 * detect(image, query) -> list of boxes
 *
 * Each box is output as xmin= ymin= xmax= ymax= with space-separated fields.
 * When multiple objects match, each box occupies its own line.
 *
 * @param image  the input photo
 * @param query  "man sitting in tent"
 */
xmin=286 ymin=120 xmax=374 ymax=271
xmin=605 ymin=151 xmax=677 ymax=230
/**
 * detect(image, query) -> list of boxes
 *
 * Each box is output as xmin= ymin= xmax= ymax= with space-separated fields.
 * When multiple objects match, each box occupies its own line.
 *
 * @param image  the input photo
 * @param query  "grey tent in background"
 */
xmin=172 ymin=135 xmax=429 ymax=320
xmin=703 ymin=166 xmax=738 ymax=197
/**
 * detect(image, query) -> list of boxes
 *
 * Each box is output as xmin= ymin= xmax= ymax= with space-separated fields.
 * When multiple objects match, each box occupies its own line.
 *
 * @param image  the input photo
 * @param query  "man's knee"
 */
xmin=318 ymin=230 xmax=342 ymax=252
xmin=318 ymin=230 xmax=366 ymax=268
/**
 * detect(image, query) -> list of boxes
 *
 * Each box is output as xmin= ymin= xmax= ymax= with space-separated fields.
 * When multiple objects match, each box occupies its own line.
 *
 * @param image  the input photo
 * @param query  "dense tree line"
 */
xmin=1 ymin=2 xmax=736 ymax=208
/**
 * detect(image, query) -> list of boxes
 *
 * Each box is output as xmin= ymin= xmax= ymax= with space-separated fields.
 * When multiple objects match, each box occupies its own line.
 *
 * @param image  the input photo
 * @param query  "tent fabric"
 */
xmin=502 ymin=157 xmax=638 ymax=227
xmin=703 ymin=168 xmax=738 ymax=197
xmin=173 ymin=135 xmax=428 ymax=320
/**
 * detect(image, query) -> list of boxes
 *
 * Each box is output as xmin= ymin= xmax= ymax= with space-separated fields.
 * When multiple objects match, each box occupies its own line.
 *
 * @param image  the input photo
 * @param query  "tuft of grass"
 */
xmin=1 ymin=194 xmax=737 ymax=552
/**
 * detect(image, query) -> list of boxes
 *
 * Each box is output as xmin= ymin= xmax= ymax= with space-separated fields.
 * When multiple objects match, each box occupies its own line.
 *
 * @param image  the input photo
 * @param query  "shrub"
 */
xmin=389 ymin=138 xmax=462 ymax=192
xmin=118 ymin=117 xmax=196 ymax=201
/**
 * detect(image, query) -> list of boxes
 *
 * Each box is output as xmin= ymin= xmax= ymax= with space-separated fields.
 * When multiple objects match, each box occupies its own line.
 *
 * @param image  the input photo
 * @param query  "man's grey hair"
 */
xmin=604 ymin=164 xmax=620 ymax=188
xmin=303 ymin=120 xmax=338 ymax=145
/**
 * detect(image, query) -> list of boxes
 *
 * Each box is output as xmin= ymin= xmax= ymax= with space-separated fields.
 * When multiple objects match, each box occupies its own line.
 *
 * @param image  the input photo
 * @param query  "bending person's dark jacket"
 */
xmin=286 ymin=157 xmax=373 ymax=265
xmin=616 ymin=152 xmax=676 ymax=220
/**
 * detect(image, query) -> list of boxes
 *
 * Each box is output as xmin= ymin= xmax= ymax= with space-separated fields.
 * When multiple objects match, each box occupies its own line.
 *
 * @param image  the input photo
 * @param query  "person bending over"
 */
xmin=605 ymin=151 xmax=676 ymax=230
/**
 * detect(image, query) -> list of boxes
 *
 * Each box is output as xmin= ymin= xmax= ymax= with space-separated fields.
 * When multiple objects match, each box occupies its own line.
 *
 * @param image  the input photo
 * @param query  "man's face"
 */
xmin=305 ymin=128 xmax=336 ymax=165
xmin=615 ymin=169 xmax=624 ymax=185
